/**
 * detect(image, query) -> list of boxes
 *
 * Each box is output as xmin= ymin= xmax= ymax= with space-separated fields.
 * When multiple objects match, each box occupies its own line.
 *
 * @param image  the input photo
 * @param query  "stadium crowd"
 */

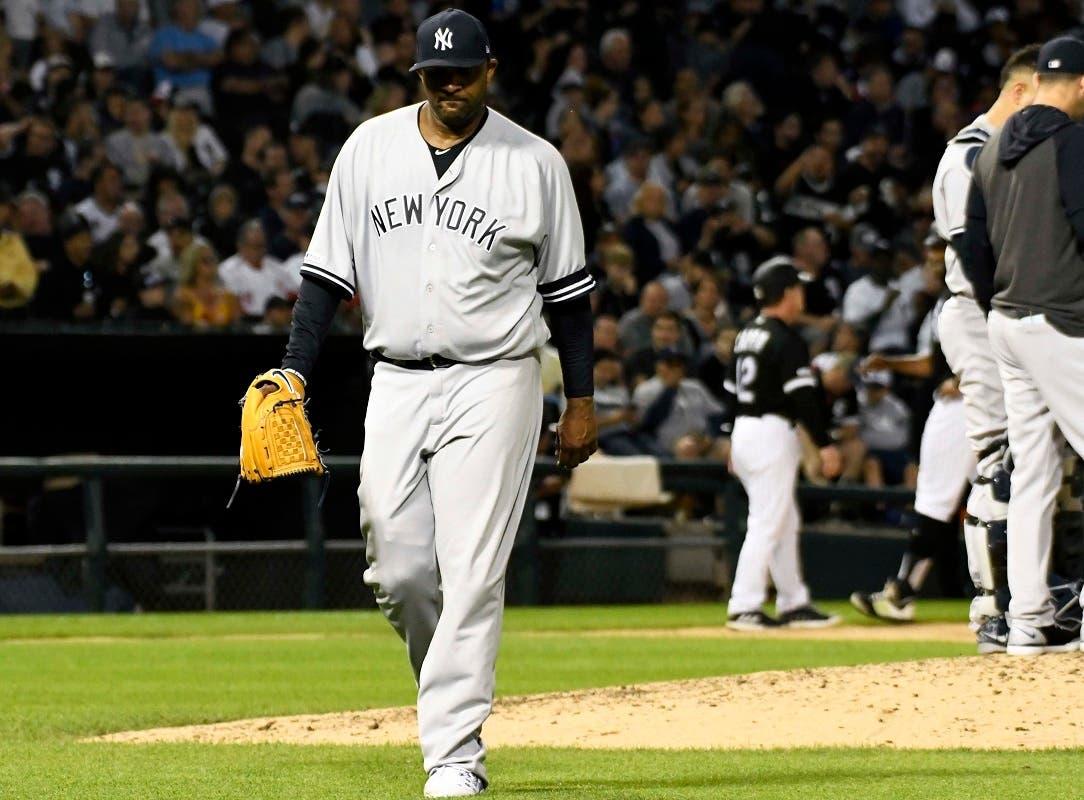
xmin=1 ymin=0 xmax=1081 ymax=486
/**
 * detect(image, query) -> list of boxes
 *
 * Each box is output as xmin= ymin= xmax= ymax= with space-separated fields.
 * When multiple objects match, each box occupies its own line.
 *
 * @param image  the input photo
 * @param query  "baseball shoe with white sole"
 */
xmin=726 ymin=610 xmax=782 ymax=631
xmin=778 ymin=605 xmax=841 ymax=629
xmin=423 ymin=766 xmax=486 ymax=798
xmin=849 ymin=578 xmax=915 ymax=623
xmin=975 ymin=615 xmax=1008 ymax=654
xmin=1005 ymin=623 xmax=1080 ymax=656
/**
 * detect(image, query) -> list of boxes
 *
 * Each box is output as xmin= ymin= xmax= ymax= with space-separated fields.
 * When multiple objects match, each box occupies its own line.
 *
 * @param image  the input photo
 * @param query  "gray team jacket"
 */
xmin=964 ymin=104 xmax=1084 ymax=336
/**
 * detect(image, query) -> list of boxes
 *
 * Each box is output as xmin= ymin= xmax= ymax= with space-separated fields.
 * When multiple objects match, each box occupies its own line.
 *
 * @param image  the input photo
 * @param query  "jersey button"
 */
xmin=426 ymin=324 xmax=434 ymax=334
xmin=428 ymin=243 xmax=436 ymax=252
xmin=425 ymin=283 xmax=433 ymax=293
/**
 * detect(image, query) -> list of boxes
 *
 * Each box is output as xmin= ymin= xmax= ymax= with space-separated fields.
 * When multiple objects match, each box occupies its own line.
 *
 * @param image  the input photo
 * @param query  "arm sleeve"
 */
xmin=280 ymin=275 xmax=347 ymax=383
xmin=536 ymin=147 xmax=595 ymax=304
xmin=301 ymin=135 xmax=358 ymax=298
xmin=1056 ymin=126 xmax=1084 ymax=248
xmin=546 ymin=294 xmax=594 ymax=398
xmin=961 ymin=175 xmax=996 ymax=311
xmin=638 ymin=387 xmax=679 ymax=434
xmin=779 ymin=338 xmax=832 ymax=447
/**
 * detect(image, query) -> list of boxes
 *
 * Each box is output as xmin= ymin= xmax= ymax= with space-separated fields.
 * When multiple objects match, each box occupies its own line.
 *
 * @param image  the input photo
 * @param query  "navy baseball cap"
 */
xmin=410 ymin=9 xmax=491 ymax=73
xmin=1037 ymin=37 xmax=1084 ymax=75
xmin=753 ymin=256 xmax=809 ymax=304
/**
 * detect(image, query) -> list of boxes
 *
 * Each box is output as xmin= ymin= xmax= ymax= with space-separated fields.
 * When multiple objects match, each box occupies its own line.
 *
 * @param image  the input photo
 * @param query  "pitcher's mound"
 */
xmin=99 ymin=654 xmax=1084 ymax=750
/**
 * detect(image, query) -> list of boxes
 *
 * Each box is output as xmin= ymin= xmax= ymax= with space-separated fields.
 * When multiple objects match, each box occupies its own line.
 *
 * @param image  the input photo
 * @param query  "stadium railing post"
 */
xmin=82 ymin=476 xmax=107 ymax=613
xmin=302 ymin=476 xmax=326 ymax=609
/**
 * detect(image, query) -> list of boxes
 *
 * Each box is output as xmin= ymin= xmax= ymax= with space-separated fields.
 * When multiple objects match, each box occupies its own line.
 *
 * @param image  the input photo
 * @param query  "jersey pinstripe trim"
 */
xmin=300 ymin=262 xmax=355 ymax=297
xmin=538 ymin=267 xmax=596 ymax=303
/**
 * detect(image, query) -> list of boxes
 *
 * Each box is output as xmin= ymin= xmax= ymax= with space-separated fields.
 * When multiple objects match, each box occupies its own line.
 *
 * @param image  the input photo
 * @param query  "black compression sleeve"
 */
xmin=547 ymin=294 xmax=594 ymax=398
xmin=281 ymin=276 xmax=346 ymax=382
xmin=787 ymin=385 xmax=832 ymax=448
xmin=961 ymin=178 xmax=996 ymax=312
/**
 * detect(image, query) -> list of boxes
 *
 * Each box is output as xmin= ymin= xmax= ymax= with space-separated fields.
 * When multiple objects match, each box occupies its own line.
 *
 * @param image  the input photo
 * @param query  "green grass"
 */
xmin=2 ymin=603 xmax=1078 ymax=799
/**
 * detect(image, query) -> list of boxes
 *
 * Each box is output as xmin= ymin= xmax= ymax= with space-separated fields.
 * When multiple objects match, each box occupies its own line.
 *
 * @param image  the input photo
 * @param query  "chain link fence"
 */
xmin=0 ymin=456 xmax=926 ymax=612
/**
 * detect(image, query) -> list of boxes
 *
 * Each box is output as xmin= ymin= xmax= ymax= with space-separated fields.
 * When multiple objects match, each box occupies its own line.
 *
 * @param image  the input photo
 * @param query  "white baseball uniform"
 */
xmin=933 ymin=115 xmax=1008 ymax=485
xmin=912 ymin=298 xmax=975 ymax=523
xmin=303 ymin=102 xmax=592 ymax=780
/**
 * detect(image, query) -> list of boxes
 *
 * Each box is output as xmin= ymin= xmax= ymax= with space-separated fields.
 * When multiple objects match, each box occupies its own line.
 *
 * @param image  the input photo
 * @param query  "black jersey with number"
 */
xmin=725 ymin=315 xmax=832 ymax=446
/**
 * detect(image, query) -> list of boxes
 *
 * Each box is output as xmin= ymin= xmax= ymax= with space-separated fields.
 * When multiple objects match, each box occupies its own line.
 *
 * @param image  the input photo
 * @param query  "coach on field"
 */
xmin=963 ymin=36 xmax=1084 ymax=655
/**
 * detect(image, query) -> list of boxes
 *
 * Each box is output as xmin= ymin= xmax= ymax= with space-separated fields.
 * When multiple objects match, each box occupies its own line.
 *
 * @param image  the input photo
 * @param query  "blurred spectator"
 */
xmin=633 ymin=349 xmax=724 ymax=459
xmin=219 ymin=219 xmax=300 ymax=319
xmin=0 ymin=185 xmax=37 ymax=315
xmin=90 ymin=0 xmax=152 ymax=89
xmin=32 ymin=211 xmax=98 ymax=321
xmin=269 ymin=192 xmax=312 ymax=260
xmin=258 ymin=168 xmax=294 ymax=242
xmin=253 ymin=295 xmax=295 ymax=334
xmin=593 ymin=314 xmax=621 ymax=355
xmin=625 ymin=310 xmax=685 ymax=388
xmin=858 ymin=371 xmax=916 ymax=488
xmin=698 ymin=323 xmax=738 ymax=403
xmin=106 ymin=97 xmax=169 ymax=188
xmin=200 ymin=0 xmax=245 ymax=47
xmin=145 ymin=210 xmax=202 ymax=284
xmin=94 ymin=229 xmax=153 ymax=320
xmin=156 ymin=100 xmax=228 ymax=181
xmin=1 ymin=116 xmax=69 ymax=198
xmin=842 ymin=231 xmax=913 ymax=353
xmin=212 ymin=28 xmax=281 ymax=152
xmin=172 ymin=240 xmax=240 ymax=328
xmin=594 ymin=241 xmax=639 ymax=320
xmin=622 ymin=182 xmax=680 ymax=285
xmin=618 ymin=280 xmax=668 ymax=354
xmin=148 ymin=0 xmax=221 ymax=114
xmin=262 ymin=8 xmax=312 ymax=72
xmin=74 ymin=162 xmax=125 ymax=243
xmin=603 ymin=137 xmax=651 ymax=223
xmin=814 ymin=352 xmax=866 ymax=484
xmin=14 ymin=190 xmax=56 ymax=262
xmin=593 ymin=349 xmax=665 ymax=457
xmin=197 ymin=183 xmax=241 ymax=257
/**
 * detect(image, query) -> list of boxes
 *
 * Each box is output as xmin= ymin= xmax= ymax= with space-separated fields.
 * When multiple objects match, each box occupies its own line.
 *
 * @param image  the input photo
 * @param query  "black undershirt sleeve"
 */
xmin=961 ymin=176 xmax=996 ymax=312
xmin=546 ymin=294 xmax=594 ymax=398
xmin=281 ymin=275 xmax=348 ymax=383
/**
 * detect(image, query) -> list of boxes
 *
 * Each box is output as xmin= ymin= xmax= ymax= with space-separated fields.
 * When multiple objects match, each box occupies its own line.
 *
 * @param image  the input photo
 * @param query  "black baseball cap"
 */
xmin=752 ymin=256 xmax=809 ymax=305
xmin=1037 ymin=37 xmax=1084 ymax=75
xmin=410 ymin=9 xmax=491 ymax=73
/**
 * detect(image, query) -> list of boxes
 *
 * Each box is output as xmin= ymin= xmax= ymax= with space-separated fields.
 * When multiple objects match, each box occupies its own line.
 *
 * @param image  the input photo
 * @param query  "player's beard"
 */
xmin=432 ymin=97 xmax=484 ymax=133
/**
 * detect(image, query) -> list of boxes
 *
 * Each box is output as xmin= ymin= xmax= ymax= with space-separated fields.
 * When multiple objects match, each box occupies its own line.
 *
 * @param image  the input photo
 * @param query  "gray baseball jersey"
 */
xmin=302 ymin=102 xmax=595 ymax=362
xmin=932 ymin=113 xmax=993 ymax=297
xmin=308 ymin=101 xmax=593 ymax=781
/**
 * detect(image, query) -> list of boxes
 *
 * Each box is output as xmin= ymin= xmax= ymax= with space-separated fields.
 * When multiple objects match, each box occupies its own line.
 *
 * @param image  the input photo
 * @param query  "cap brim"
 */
xmin=410 ymin=57 xmax=488 ymax=73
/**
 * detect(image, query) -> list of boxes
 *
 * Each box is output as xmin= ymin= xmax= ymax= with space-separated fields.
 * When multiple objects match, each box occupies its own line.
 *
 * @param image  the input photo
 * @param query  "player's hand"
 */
xmin=818 ymin=445 xmax=842 ymax=480
xmin=556 ymin=396 xmax=598 ymax=470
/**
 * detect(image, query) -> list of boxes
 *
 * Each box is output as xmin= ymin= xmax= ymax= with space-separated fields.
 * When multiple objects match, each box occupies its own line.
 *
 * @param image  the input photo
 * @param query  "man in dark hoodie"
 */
xmin=964 ymin=36 xmax=1084 ymax=656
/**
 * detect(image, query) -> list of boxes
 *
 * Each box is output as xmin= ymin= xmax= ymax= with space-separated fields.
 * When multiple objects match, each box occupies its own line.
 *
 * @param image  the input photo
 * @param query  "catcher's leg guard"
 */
xmin=964 ymin=459 xmax=1010 ymax=625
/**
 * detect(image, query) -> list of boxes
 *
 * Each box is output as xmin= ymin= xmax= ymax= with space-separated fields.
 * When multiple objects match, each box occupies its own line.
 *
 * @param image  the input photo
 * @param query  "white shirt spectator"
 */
xmin=220 ymin=253 xmax=301 ymax=317
xmin=842 ymin=276 xmax=914 ymax=352
xmin=157 ymin=124 xmax=229 ymax=176
xmin=633 ymin=376 xmax=722 ymax=453
xmin=73 ymin=196 xmax=120 ymax=243
xmin=859 ymin=387 xmax=911 ymax=451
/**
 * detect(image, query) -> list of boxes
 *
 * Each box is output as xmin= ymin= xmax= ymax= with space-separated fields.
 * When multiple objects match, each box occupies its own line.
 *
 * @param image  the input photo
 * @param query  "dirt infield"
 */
xmin=99 ymin=622 xmax=1084 ymax=750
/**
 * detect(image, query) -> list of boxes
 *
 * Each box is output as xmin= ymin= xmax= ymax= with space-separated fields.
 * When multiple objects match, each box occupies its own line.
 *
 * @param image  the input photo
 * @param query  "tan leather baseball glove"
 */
xmin=233 ymin=370 xmax=325 ymax=500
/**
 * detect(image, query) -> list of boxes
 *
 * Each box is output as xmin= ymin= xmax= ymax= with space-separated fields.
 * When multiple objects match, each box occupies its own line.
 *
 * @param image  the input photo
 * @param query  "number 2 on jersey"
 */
xmin=736 ymin=355 xmax=757 ymax=403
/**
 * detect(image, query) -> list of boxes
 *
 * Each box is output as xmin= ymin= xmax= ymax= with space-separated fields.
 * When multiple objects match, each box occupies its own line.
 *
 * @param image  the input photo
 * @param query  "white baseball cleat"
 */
xmin=424 ymin=766 xmax=487 ymax=797
xmin=1005 ymin=624 xmax=1079 ymax=656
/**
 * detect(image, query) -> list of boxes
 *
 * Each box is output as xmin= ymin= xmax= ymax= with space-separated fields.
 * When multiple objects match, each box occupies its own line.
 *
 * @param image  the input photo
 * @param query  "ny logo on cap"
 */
xmin=1049 ymin=59 xmax=1062 ymax=69
xmin=434 ymin=27 xmax=454 ymax=51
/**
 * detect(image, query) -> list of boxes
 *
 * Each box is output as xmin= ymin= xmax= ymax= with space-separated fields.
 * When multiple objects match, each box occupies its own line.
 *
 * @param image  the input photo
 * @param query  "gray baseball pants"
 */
xmin=987 ymin=310 xmax=1084 ymax=627
xmin=359 ymin=354 xmax=542 ymax=781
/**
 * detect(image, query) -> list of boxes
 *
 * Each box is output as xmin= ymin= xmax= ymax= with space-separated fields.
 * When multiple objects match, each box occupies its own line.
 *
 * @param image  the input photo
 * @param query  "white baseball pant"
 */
xmin=938 ymin=295 xmax=1007 ymax=479
xmin=987 ymin=311 xmax=1084 ymax=628
xmin=728 ymin=415 xmax=811 ymax=615
xmin=359 ymin=354 xmax=542 ymax=782
xmin=913 ymin=395 xmax=975 ymax=523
